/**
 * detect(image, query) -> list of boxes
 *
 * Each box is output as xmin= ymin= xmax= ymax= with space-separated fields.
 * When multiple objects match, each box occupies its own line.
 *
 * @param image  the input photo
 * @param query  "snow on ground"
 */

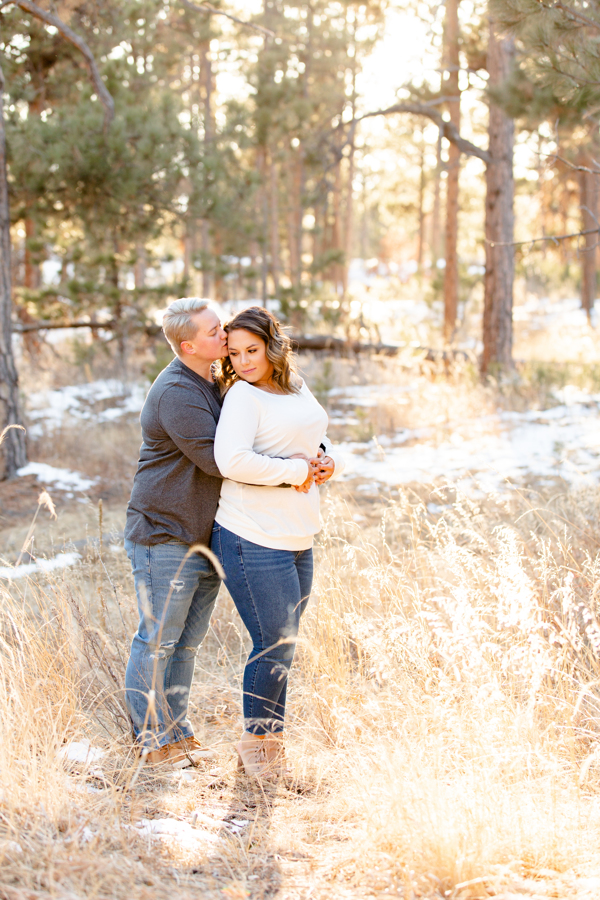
xmin=334 ymin=383 xmax=600 ymax=496
xmin=15 ymin=364 xmax=600 ymax=506
xmin=127 ymin=818 xmax=220 ymax=851
xmin=0 ymin=552 xmax=81 ymax=581
xmin=126 ymin=809 xmax=251 ymax=853
xmin=59 ymin=740 xmax=105 ymax=765
xmin=17 ymin=462 xmax=96 ymax=493
xmin=25 ymin=379 xmax=147 ymax=437
xmin=513 ymin=296 xmax=600 ymax=331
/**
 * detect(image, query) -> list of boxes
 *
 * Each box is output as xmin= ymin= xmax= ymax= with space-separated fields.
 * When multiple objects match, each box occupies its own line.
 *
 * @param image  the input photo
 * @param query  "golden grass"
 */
xmin=2 ymin=479 xmax=600 ymax=899
xmin=3 ymin=354 xmax=600 ymax=898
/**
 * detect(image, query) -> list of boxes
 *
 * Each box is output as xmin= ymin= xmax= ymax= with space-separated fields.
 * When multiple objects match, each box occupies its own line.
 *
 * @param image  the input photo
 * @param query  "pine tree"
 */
xmin=482 ymin=20 xmax=515 ymax=374
xmin=489 ymin=0 xmax=599 ymax=315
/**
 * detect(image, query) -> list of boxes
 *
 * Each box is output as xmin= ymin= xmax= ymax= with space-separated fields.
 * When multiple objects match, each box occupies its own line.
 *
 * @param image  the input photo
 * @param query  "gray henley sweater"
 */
xmin=125 ymin=358 xmax=223 ymax=547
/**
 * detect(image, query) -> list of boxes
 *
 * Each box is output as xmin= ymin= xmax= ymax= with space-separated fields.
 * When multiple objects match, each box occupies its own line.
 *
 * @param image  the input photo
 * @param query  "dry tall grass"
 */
xmin=3 ymin=352 xmax=600 ymax=898
xmin=2 ymin=479 xmax=600 ymax=898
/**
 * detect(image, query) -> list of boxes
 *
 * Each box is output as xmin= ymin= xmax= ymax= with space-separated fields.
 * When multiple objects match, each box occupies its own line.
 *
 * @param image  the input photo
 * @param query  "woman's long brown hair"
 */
xmin=217 ymin=306 xmax=300 ymax=395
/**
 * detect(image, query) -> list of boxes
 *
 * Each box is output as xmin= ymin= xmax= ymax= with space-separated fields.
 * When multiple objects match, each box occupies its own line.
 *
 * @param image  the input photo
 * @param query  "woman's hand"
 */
xmin=310 ymin=454 xmax=335 ymax=484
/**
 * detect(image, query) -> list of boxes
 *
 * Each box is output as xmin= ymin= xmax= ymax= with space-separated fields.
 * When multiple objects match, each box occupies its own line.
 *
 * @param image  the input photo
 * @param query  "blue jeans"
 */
xmin=211 ymin=523 xmax=313 ymax=735
xmin=124 ymin=539 xmax=221 ymax=749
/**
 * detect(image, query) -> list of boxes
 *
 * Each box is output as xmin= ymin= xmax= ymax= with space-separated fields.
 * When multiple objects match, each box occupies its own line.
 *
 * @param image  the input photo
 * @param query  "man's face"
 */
xmin=180 ymin=308 xmax=227 ymax=362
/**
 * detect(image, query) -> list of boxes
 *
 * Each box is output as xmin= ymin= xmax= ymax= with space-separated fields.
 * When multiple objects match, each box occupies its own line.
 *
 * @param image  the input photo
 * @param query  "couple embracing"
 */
xmin=123 ymin=298 xmax=344 ymax=780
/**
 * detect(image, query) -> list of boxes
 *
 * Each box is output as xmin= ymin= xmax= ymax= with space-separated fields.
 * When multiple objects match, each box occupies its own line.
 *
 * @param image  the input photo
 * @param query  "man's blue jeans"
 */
xmin=211 ymin=523 xmax=313 ymax=735
xmin=124 ymin=539 xmax=221 ymax=749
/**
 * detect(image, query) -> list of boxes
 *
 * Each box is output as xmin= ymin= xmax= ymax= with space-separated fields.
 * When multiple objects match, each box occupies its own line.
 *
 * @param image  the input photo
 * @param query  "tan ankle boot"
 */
xmin=236 ymin=732 xmax=276 ymax=779
xmin=263 ymin=734 xmax=287 ymax=777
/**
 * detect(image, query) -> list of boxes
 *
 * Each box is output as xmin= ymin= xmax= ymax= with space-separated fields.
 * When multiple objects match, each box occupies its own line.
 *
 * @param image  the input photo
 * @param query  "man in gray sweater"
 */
xmin=124 ymin=298 xmax=229 ymax=768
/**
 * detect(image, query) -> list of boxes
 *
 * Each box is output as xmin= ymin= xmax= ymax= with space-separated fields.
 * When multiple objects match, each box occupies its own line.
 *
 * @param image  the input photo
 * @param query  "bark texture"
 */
xmin=443 ymin=0 xmax=460 ymax=343
xmin=482 ymin=23 xmax=515 ymax=374
xmin=0 ymin=63 xmax=27 ymax=478
xmin=578 ymin=147 xmax=599 ymax=318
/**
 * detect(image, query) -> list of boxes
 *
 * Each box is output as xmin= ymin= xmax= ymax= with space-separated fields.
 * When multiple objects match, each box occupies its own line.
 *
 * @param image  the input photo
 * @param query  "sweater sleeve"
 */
xmin=157 ymin=385 xmax=222 ymax=479
xmin=214 ymin=386 xmax=309 ymax=486
xmin=321 ymin=434 xmax=346 ymax=480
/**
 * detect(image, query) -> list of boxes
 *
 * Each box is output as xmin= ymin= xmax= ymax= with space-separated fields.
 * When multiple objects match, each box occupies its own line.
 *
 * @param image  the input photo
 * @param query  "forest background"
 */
xmin=3 ymin=2 xmax=600 ymax=899
xmin=2 ymin=0 xmax=600 ymax=474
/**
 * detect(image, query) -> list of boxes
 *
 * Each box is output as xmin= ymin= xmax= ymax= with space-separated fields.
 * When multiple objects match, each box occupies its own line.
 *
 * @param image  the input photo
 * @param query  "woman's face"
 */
xmin=226 ymin=329 xmax=274 ymax=385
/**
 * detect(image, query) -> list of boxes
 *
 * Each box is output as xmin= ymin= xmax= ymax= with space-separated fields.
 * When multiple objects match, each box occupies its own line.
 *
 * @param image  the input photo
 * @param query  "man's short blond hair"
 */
xmin=162 ymin=297 xmax=209 ymax=356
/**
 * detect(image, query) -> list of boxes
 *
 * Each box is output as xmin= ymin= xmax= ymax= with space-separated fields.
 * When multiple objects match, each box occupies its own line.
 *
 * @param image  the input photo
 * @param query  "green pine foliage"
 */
xmin=491 ymin=0 xmax=600 ymax=117
xmin=2 ymin=0 xmax=385 ymax=329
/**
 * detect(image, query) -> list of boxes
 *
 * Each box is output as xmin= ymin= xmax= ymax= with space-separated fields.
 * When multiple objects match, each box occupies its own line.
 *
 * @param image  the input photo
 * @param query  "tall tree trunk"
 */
xmin=332 ymin=157 xmax=343 ymax=294
xmin=134 ymin=241 xmax=146 ymax=291
xmin=482 ymin=23 xmax=515 ymax=374
xmin=417 ymin=141 xmax=426 ymax=273
xmin=256 ymin=145 xmax=268 ymax=303
xmin=558 ymin=168 xmax=573 ymax=266
xmin=0 ymin=62 xmax=27 ymax=478
xmin=24 ymin=95 xmax=42 ymax=292
xmin=430 ymin=127 xmax=443 ymax=268
xmin=294 ymin=149 xmax=304 ymax=292
xmin=183 ymin=221 xmax=195 ymax=289
xmin=269 ymin=152 xmax=280 ymax=296
xmin=443 ymin=0 xmax=461 ymax=343
xmin=578 ymin=146 xmax=599 ymax=320
xmin=200 ymin=219 xmax=211 ymax=297
xmin=360 ymin=172 xmax=368 ymax=260
xmin=342 ymin=134 xmax=356 ymax=298
xmin=24 ymin=214 xmax=40 ymax=290
xmin=200 ymin=39 xmax=213 ymax=300
xmin=342 ymin=15 xmax=357 ymax=297
xmin=286 ymin=150 xmax=302 ymax=291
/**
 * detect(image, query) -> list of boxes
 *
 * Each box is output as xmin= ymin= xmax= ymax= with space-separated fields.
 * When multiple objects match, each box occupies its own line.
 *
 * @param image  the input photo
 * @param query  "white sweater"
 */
xmin=213 ymin=379 xmax=344 ymax=550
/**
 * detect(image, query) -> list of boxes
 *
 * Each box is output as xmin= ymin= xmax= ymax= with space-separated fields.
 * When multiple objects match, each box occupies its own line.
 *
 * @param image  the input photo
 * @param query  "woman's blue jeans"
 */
xmin=124 ymin=539 xmax=221 ymax=749
xmin=211 ymin=523 xmax=313 ymax=735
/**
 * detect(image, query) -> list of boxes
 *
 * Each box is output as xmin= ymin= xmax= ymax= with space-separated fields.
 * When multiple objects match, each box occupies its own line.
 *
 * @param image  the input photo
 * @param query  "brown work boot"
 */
xmin=139 ymin=744 xmax=193 ymax=769
xmin=168 ymin=736 xmax=216 ymax=765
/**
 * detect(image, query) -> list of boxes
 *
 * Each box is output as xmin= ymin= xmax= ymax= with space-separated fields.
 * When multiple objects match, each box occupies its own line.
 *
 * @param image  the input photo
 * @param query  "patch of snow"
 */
xmin=59 ymin=740 xmax=104 ymax=765
xmin=0 ymin=840 xmax=23 ymax=856
xmin=25 ymin=379 xmax=147 ymax=436
xmin=130 ymin=817 xmax=219 ymax=849
xmin=513 ymin=295 xmax=600 ymax=330
xmin=0 ymin=552 xmax=81 ymax=581
xmin=338 ymin=397 xmax=600 ymax=495
xmin=427 ymin=503 xmax=445 ymax=514
xmin=329 ymin=383 xmax=416 ymax=402
xmin=17 ymin=462 xmax=96 ymax=493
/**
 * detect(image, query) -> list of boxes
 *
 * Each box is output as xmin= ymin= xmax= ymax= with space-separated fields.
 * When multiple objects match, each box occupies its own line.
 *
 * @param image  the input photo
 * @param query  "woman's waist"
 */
xmin=220 ymin=479 xmax=320 ymax=502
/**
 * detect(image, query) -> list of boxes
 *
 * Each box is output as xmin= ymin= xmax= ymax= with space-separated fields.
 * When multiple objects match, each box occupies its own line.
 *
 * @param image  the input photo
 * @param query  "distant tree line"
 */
xmin=1 ymin=0 xmax=600 ymax=476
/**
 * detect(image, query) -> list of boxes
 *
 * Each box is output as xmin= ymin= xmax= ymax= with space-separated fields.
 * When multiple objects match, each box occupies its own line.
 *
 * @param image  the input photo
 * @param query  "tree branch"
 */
xmin=487 ymin=226 xmax=599 ymax=247
xmin=179 ymin=0 xmax=275 ymax=37
xmin=544 ymin=151 xmax=600 ymax=175
xmin=547 ymin=0 xmax=600 ymax=31
xmin=0 ymin=0 xmax=114 ymax=129
xmin=355 ymin=101 xmax=491 ymax=163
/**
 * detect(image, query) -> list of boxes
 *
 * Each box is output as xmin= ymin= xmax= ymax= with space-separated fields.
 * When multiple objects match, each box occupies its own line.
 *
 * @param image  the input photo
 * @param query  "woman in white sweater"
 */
xmin=212 ymin=307 xmax=343 ymax=778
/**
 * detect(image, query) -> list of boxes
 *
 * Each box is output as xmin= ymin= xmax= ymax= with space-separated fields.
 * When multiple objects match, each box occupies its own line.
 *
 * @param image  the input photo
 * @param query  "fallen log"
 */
xmin=12 ymin=318 xmax=404 ymax=354
xmin=11 ymin=318 xmax=474 ymax=364
xmin=13 ymin=318 xmax=117 ymax=332
xmin=290 ymin=334 xmax=403 ymax=355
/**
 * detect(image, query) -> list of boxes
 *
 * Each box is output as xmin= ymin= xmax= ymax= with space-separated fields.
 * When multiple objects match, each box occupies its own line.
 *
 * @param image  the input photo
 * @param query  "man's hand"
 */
xmin=310 ymin=454 xmax=335 ymax=485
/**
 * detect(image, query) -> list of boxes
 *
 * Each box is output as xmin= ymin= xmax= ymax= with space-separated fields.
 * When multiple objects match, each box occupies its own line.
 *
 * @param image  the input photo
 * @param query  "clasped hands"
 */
xmin=290 ymin=449 xmax=335 ymax=493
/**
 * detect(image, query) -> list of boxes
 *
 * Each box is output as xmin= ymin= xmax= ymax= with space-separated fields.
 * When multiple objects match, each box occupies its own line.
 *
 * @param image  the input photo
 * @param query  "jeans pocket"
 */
xmin=210 ymin=523 xmax=222 ymax=562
